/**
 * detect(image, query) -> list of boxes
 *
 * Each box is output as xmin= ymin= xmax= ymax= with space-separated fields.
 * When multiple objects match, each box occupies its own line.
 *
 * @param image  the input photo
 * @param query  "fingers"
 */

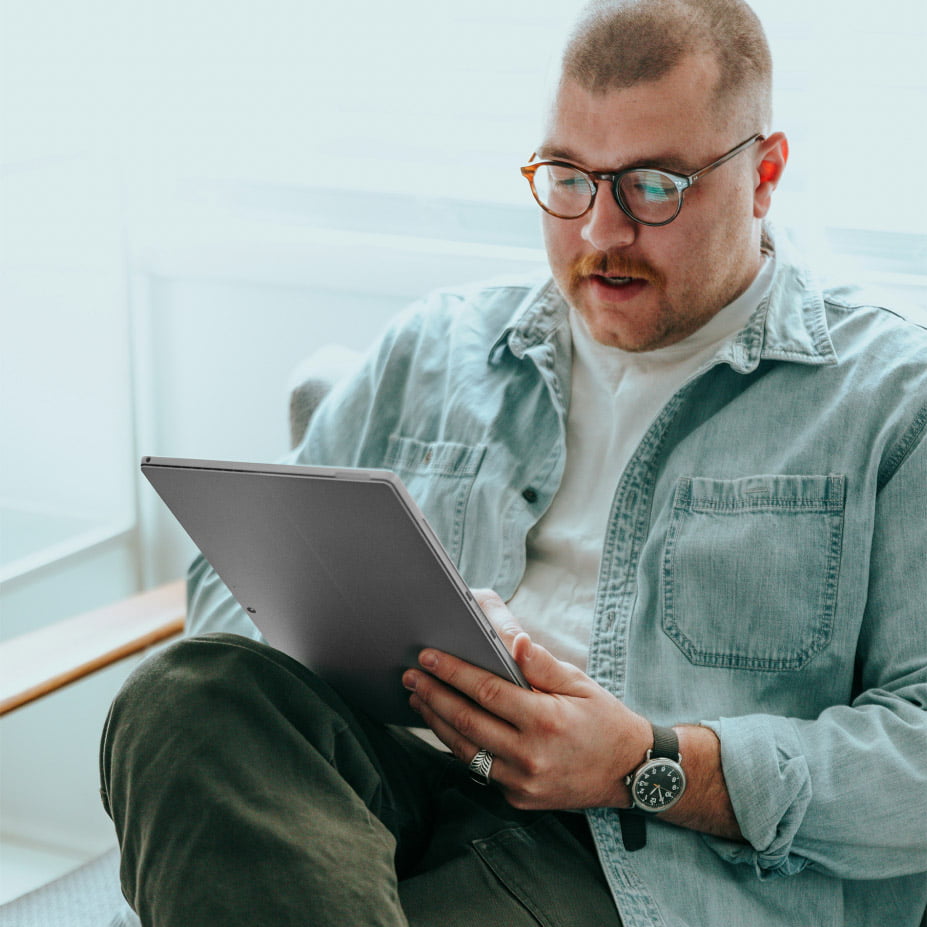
xmin=406 ymin=649 xmax=533 ymax=729
xmin=472 ymin=588 xmax=524 ymax=649
xmin=511 ymin=635 xmax=587 ymax=695
xmin=410 ymin=688 xmax=501 ymax=774
xmin=403 ymin=664 xmax=515 ymax=777
xmin=434 ymin=647 xmax=544 ymax=719
xmin=468 ymin=590 xmax=587 ymax=695
xmin=405 ymin=638 xmax=593 ymax=736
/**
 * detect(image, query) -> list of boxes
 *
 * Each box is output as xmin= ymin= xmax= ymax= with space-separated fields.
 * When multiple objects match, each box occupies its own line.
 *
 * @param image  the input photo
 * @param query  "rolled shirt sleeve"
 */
xmin=703 ymin=702 xmax=927 ymax=880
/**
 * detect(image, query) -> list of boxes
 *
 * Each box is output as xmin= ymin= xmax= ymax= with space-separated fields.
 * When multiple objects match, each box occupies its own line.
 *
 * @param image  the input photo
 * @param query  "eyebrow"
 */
xmin=534 ymin=143 xmax=697 ymax=175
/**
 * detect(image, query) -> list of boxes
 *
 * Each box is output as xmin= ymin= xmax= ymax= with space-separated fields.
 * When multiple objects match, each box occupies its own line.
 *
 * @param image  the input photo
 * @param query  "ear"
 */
xmin=753 ymin=132 xmax=788 ymax=219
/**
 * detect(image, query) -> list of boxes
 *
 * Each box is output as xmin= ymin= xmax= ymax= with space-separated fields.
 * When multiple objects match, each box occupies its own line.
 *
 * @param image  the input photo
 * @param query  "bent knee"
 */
xmin=101 ymin=632 xmax=363 ymax=773
xmin=105 ymin=633 xmax=309 ymax=733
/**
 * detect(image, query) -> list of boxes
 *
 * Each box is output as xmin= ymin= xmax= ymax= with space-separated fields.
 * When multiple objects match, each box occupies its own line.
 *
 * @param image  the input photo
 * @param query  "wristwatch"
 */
xmin=625 ymin=724 xmax=687 ymax=814
xmin=618 ymin=724 xmax=686 ymax=851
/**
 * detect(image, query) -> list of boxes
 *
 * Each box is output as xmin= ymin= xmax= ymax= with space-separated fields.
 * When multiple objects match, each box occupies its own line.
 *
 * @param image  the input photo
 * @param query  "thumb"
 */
xmin=513 ymin=632 xmax=586 ymax=695
xmin=473 ymin=588 xmax=524 ymax=648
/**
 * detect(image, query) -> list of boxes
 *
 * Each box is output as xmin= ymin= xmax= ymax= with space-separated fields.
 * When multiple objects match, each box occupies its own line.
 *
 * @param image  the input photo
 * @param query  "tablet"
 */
xmin=141 ymin=457 xmax=529 ymax=725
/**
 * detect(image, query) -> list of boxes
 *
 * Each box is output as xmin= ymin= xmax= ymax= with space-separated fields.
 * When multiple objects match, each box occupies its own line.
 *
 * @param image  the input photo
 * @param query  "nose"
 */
xmin=580 ymin=181 xmax=638 ymax=252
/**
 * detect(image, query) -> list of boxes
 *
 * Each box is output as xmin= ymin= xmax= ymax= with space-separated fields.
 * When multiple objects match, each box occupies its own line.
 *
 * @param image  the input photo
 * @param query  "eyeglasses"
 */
xmin=520 ymin=134 xmax=764 ymax=227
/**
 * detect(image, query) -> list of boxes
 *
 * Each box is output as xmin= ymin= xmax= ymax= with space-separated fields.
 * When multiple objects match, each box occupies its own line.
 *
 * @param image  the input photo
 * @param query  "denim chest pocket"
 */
xmin=384 ymin=435 xmax=486 ymax=564
xmin=662 ymin=474 xmax=846 ymax=671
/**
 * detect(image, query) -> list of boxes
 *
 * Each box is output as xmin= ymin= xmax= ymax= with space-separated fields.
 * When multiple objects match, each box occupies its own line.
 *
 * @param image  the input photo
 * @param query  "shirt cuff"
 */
xmin=700 ymin=715 xmax=813 ymax=880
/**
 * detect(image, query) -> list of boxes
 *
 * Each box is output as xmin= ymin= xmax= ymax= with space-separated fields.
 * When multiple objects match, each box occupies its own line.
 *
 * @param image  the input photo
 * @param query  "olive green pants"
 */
xmin=99 ymin=633 xmax=623 ymax=926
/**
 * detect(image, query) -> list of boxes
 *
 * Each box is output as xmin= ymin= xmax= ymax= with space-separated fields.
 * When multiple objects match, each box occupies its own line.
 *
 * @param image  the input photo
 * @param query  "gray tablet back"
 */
xmin=141 ymin=457 xmax=527 ymax=725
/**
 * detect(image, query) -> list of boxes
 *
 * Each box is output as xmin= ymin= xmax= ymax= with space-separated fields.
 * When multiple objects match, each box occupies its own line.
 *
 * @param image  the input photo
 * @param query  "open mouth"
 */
xmin=596 ymin=275 xmax=635 ymax=287
xmin=592 ymin=273 xmax=649 ymax=288
xmin=584 ymin=273 xmax=650 ymax=302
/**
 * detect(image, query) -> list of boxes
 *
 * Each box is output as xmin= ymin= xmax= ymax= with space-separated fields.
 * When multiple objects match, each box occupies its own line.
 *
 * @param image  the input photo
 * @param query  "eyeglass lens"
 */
xmin=532 ymin=164 xmax=680 ymax=224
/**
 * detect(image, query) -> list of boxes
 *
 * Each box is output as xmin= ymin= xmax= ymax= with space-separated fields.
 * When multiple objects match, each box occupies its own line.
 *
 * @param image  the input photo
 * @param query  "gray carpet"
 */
xmin=0 ymin=848 xmax=139 ymax=927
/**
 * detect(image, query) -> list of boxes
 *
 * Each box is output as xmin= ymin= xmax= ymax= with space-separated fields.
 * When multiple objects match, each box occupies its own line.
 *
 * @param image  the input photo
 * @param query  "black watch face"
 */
xmin=632 ymin=760 xmax=685 ymax=811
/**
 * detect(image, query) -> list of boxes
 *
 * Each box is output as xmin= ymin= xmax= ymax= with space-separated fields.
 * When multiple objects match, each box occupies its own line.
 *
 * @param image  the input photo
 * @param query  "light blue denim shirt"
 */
xmin=187 ymin=228 xmax=927 ymax=926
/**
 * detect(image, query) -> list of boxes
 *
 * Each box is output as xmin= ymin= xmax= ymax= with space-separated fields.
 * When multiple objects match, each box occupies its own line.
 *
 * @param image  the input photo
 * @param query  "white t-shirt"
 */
xmin=508 ymin=257 xmax=776 ymax=670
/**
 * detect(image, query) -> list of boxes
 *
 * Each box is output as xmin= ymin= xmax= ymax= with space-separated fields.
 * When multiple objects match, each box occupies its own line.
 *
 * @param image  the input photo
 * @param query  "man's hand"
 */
xmin=402 ymin=590 xmax=652 ymax=810
xmin=402 ymin=591 xmax=742 ymax=840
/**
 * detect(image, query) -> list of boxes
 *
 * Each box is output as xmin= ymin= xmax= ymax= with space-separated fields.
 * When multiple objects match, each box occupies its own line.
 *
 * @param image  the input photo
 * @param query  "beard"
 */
xmin=561 ymin=250 xmax=683 ymax=352
xmin=550 ymin=218 xmax=761 ymax=352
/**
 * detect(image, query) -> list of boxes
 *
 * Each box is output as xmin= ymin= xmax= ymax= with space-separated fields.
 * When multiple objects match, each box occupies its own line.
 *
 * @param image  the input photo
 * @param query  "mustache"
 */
xmin=568 ymin=252 xmax=665 ymax=288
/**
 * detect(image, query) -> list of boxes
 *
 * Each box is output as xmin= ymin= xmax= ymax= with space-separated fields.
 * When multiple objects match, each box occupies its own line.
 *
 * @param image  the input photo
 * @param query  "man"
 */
xmin=100 ymin=0 xmax=927 ymax=924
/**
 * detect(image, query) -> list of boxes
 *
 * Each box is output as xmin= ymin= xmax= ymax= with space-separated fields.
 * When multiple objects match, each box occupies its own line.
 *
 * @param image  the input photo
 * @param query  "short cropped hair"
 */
xmin=562 ymin=0 xmax=773 ymax=131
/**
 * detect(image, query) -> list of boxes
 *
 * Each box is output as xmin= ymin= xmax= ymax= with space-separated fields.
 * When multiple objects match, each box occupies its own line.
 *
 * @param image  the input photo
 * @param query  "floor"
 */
xmin=0 ymin=835 xmax=91 ymax=904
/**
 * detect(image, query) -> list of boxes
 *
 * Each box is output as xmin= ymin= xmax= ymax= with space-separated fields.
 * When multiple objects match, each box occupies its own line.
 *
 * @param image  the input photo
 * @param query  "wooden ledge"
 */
xmin=0 ymin=580 xmax=186 ymax=716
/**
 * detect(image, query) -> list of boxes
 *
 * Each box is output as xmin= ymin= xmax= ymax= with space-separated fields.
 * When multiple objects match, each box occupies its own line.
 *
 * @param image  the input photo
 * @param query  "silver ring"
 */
xmin=467 ymin=748 xmax=494 ymax=786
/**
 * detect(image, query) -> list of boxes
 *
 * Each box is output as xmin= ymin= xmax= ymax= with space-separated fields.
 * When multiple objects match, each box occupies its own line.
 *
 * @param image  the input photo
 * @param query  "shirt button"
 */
xmin=522 ymin=487 xmax=538 ymax=504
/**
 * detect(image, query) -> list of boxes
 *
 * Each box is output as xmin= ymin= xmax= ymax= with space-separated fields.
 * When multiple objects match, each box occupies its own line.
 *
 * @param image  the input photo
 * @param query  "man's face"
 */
xmin=539 ymin=55 xmax=766 ymax=351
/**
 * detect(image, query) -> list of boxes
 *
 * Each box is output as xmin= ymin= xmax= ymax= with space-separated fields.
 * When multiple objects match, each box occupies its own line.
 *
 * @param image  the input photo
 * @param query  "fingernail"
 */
xmin=420 ymin=651 xmax=438 ymax=669
xmin=403 ymin=671 xmax=418 ymax=691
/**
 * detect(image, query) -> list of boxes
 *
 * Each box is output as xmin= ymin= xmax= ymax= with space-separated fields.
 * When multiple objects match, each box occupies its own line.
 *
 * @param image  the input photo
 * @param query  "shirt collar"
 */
xmin=488 ymin=276 xmax=568 ymax=364
xmin=723 ymin=225 xmax=838 ymax=373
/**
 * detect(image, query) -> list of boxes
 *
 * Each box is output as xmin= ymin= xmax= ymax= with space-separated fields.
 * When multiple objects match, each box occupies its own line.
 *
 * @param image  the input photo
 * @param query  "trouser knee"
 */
xmin=98 ymin=635 xmax=421 ymax=924
xmin=99 ymin=633 xmax=385 ymax=824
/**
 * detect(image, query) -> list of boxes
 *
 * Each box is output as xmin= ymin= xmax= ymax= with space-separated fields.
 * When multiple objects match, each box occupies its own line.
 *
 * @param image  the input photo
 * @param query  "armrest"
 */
xmin=288 ymin=344 xmax=362 ymax=447
xmin=0 ymin=580 xmax=186 ymax=716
